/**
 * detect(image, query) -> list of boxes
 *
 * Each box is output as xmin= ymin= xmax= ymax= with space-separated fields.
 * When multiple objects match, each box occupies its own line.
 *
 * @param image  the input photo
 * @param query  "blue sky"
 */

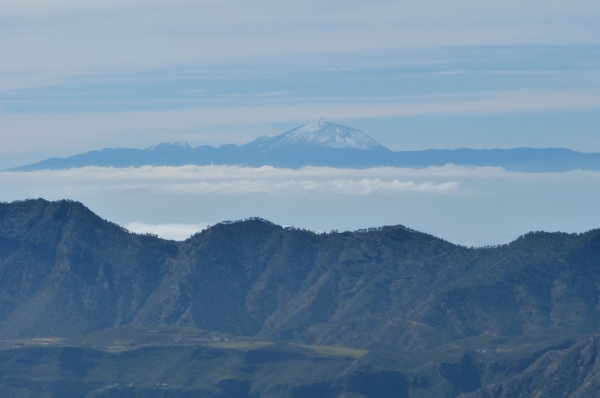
xmin=1 ymin=0 xmax=600 ymax=244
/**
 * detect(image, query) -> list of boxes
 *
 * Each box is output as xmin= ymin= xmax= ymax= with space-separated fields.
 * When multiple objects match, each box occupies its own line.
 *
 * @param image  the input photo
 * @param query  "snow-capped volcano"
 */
xmin=248 ymin=120 xmax=387 ymax=151
xmin=8 ymin=118 xmax=600 ymax=172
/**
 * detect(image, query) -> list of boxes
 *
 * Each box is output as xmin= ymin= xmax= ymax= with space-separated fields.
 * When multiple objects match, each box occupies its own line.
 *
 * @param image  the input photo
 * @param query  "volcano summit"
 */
xmin=7 ymin=120 xmax=600 ymax=172
xmin=248 ymin=119 xmax=387 ymax=151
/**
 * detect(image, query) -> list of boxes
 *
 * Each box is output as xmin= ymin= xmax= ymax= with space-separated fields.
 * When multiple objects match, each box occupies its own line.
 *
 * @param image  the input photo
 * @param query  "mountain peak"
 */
xmin=248 ymin=120 xmax=387 ymax=151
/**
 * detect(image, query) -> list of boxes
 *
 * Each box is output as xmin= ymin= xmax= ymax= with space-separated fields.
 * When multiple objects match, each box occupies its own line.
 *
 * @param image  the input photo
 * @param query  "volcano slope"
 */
xmin=1 ymin=199 xmax=600 ymax=397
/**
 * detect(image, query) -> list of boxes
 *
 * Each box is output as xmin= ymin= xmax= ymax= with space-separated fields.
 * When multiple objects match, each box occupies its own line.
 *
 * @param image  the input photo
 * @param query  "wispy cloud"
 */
xmin=4 ymin=163 xmax=600 ymax=201
xmin=155 ymin=179 xmax=461 ymax=196
xmin=0 ymin=165 xmax=470 ymax=197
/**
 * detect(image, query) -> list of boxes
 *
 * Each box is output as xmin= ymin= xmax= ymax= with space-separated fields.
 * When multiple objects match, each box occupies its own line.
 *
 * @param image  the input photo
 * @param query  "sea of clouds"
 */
xmin=2 ymin=164 xmax=600 ymax=246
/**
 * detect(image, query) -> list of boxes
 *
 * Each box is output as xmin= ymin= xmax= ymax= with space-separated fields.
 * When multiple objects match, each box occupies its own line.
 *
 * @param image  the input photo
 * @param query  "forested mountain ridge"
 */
xmin=3 ymin=199 xmax=600 ymax=397
xmin=1 ymin=198 xmax=600 ymax=349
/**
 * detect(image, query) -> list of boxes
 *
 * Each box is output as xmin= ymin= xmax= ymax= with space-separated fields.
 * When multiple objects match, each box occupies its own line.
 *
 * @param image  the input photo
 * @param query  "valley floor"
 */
xmin=1 ymin=326 xmax=598 ymax=398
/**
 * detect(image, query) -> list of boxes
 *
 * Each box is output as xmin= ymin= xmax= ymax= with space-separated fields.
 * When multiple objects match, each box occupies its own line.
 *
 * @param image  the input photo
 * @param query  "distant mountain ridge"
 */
xmin=6 ymin=120 xmax=600 ymax=172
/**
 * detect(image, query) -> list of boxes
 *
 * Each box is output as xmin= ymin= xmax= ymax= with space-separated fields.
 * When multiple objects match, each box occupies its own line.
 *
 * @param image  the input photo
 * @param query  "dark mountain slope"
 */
xmin=0 ymin=200 xmax=179 ymax=338
xmin=461 ymin=335 xmax=600 ymax=398
xmin=1 ymin=199 xmax=600 ymax=355
xmin=4 ymin=200 xmax=600 ymax=397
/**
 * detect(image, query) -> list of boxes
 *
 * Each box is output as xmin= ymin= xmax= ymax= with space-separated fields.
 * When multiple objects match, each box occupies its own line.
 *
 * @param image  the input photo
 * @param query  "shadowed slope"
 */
xmin=0 ymin=199 xmax=179 ymax=338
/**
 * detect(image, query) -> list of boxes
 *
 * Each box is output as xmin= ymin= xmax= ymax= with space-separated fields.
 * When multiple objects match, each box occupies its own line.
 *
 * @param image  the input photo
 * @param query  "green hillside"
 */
xmin=1 ymin=199 xmax=600 ymax=396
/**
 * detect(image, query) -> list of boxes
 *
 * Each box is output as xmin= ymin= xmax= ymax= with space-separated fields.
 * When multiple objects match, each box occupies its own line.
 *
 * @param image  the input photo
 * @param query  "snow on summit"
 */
xmin=249 ymin=120 xmax=387 ymax=151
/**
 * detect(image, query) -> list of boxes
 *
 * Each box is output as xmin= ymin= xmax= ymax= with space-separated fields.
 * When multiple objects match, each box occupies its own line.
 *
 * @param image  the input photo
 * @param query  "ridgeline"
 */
xmin=1 ymin=199 xmax=600 ymax=397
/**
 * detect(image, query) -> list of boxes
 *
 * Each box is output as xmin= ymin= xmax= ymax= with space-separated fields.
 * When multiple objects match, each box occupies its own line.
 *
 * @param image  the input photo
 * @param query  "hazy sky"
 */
xmin=1 ymin=1 xmax=599 ymax=244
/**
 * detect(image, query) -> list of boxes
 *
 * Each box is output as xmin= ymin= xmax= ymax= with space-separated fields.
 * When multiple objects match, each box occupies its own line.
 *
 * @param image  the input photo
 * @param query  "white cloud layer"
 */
xmin=0 ymin=165 xmax=469 ymax=197
xmin=2 ymin=165 xmax=600 ymax=246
